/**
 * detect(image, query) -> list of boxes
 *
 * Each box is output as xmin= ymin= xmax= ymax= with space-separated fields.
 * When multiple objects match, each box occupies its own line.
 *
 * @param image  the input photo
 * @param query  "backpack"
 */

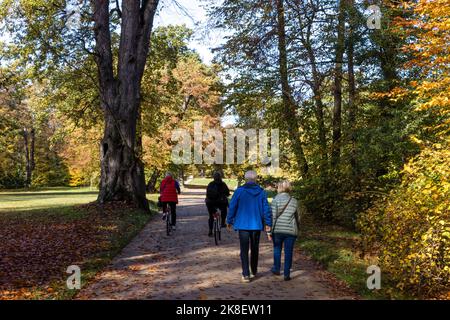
xmin=206 ymin=183 xmax=221 ymax=201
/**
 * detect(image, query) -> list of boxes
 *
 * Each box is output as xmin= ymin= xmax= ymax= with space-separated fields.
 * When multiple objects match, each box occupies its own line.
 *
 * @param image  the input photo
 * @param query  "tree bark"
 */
xmin=23 ymin=128 xmax=35 ymax=187
xmin=93 ymin=0 xmax=159 ymax=211
xmin=347 ymin=0 xmax=359 ymax=187
xmin=275 ymin=0 xmax=309 ymax=178
xmin=293 ymin=0 xmax=327 ymax=169
xmin=331 ymin=0 xmax=346 ymax=170
xmin=146 ymin=169 xmax=160 ymax=193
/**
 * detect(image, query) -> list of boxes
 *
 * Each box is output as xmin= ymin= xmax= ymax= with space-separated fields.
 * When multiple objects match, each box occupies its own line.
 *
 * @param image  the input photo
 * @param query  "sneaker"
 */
xmin=162 ymin=213 xmax=167 ymax=221
xmin=249 ymin=272 xmax=256 ymax=279
xmin=241 ymin=276 xmax=251 ymax=283
xmin=284 ymin=276 xmax=291 ymax=281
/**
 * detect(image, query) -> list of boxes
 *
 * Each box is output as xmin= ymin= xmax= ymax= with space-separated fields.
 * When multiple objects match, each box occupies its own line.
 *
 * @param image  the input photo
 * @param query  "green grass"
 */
xmin=186 ymin=178 xmax=238 ymax=190
xmin=0 ymin=187 xmax=160 ymax=213
xmin=0 ymin=187 xmax=99 ymax=212
xmin=298 ymin=215 xmax=407 ymax=300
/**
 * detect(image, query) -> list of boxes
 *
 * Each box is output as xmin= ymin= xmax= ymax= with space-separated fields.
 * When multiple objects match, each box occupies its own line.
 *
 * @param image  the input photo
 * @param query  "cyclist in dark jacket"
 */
xmin=205 ymin=172 xmax=230 ymax=236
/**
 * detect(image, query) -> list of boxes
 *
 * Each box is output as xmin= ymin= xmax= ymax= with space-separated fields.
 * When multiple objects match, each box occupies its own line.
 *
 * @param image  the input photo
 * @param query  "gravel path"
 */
xmin=78 ymin=189 xmax=356 ymax=300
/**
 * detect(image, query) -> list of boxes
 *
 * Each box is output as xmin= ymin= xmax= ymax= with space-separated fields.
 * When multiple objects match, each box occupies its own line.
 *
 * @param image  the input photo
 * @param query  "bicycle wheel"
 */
xmin=213 ymin=218 xmax=219 ymax=245
xmin=166 ymin=210 xmax=171 ymax=236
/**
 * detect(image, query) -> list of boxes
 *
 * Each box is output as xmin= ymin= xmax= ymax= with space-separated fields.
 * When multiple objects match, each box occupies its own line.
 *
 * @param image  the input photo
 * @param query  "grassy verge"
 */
xmin=0 ymin=188 xmax=158 ymax=300
xmin=186 ymin=178 xmax=238 ymax=190
xmin=298 ymin=214 xmax=408 ymax=300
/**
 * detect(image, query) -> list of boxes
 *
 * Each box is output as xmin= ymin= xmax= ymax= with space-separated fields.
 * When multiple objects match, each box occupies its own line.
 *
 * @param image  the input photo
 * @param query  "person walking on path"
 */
xmin=270 ymin=180 xmax=303 ymax=281
xmin=205 ymin=172 xmax=231 ymax=236
xmin=160 ymin=172 xmax=181 ymax=230
xmin=227 ymin=170 xmax=272 ymax=283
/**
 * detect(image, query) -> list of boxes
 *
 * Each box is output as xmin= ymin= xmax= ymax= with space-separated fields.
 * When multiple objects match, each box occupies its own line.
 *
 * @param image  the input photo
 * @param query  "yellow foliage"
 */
xmin=358 ymin=139 xmax=450 ymax=297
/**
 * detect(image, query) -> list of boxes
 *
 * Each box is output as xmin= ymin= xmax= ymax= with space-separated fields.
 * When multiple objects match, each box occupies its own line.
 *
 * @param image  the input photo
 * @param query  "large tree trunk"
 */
xmin=275 ymin=0 xmax=309 ymax=178
xmin=331 ymin=0 xmax=346 ymax=170
xmin=93 ymin=0 xmax=159 ymax=211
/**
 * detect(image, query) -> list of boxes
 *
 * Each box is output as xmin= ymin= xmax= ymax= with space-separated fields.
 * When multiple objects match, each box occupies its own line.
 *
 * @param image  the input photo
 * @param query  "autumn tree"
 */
xmin=1 ymin=0 xmax=162 ymax=209
xmin=140 ymin=25 xmax=223 ymax=190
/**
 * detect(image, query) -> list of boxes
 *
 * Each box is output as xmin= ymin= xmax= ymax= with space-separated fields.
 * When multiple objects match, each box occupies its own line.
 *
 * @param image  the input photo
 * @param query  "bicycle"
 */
xmin=212 ymin=208 xmax=221 ymax=245
xmin=163 ymin=206 xmax=173 ymax=236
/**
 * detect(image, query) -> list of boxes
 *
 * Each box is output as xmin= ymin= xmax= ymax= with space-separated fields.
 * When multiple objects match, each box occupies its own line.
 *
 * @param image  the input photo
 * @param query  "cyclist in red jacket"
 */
xmin=160 ymin=172 xmax=181 ymax=230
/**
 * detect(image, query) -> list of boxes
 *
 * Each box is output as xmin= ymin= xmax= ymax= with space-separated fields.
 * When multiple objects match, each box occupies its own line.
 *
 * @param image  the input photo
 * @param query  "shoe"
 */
xmin=221 ymin=223 xmax=226 ymax=228
xmin=271 ymin=270 xmax=281 ymax=276
xmin=241 ymin=276 xmax=251 ymax=283
xmin=249 ymin=272 xmax=256 ymax=279
xmin=208 ymin=231 xmax=213 ymax=237
xmin=162 ymin=213 xmax=167 ymax=221
xmin=284 ymin=276 xmax=291 ymax=281
xmin=172 ymin=225 xmax=176 ymax=231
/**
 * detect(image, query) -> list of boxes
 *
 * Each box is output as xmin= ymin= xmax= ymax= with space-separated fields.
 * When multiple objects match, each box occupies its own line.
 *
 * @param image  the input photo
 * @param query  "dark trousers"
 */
xmin=162 ymin=202 xmax=177 ymax=226
xmin=272 ymin=233 xmax=297 ymax=277
xmin=206 ymin=203 xmax=227 ymax=231
xmin=238 ymin=230 xmax=261 ymax=277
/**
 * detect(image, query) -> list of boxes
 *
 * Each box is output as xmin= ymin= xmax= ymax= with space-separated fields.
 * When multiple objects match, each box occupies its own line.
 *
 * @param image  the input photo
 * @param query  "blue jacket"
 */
xmin=227 ymin=182 xmax=272 ymax=231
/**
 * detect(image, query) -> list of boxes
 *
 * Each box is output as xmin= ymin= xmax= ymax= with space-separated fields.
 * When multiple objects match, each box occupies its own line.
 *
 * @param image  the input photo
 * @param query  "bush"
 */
xmin=358 ymin=139 xmax=450 ymax=297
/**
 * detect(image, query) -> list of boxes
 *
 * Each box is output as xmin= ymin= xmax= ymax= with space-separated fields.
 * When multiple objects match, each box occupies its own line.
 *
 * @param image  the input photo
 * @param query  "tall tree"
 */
xmin=275 ymin=0 xmax=309 ymax=177
xmin=22 ymin=127 xmax=35 ymax=186
xmin=346 ymin=0 xmax=358 ymax=185
xmin=1 ymin=0 xmax=160 ymax=209
xmin=289 ymin=0 xmax=331 ymax=172
xmin=93 ymin=0 xmax=159 ymax=210
xmin=331 ymin=0 xmax=346 ymax=169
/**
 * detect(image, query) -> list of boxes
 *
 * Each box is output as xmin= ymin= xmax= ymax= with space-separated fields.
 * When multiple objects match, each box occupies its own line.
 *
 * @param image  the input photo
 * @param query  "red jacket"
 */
xmin=160 ymin=176 xmax=180 ymax=203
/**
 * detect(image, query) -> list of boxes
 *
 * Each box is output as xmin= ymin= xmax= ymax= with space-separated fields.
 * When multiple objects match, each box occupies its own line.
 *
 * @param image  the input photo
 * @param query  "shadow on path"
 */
xmin=78 ymin=189 xmax=356 ymax=300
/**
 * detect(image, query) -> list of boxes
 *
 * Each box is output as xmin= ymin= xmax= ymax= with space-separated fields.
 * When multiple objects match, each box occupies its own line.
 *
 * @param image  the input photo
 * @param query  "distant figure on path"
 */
xmin=270 ymin=180 xmax=302 ymax=281
xmin=205 ymin=172 xmax=230 ymax=236
xmin=227 ymin=170 xmax=272 ymax=283
xmin=160 ymin=172 xmax=181 ymax=230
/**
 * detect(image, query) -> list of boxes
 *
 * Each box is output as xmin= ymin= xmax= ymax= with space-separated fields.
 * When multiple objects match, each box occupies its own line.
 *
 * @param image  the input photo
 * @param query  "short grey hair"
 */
xmin=277 ymin=180 xmax=292 ymax=193
xmin=165 ymin=172 xmax=173 ymax=178
xmin=244 ymin=170 xmax=257 ymax=182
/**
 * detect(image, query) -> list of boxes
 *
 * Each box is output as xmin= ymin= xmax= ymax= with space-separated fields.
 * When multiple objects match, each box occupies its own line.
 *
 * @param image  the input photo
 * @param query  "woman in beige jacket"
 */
xmin=270 ymin=180 xmax=302 ymax=281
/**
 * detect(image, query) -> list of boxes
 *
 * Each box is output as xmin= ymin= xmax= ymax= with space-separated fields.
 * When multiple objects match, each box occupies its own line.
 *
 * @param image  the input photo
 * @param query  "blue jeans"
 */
xmin=238 ymin=230 xmax=261 ymax=277
xmin=272 ymin=233 xmax=297 ymax=278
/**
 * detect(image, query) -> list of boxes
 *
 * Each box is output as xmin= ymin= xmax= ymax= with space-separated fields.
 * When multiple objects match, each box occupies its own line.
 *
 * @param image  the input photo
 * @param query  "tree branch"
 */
xmin=93 ymin=0 xmax=115 ymax=105
xmin=136 ymin=0 xmax=159 ymax=82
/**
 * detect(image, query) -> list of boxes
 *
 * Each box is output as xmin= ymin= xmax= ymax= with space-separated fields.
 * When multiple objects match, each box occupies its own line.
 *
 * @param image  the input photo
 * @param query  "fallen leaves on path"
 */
xmin=0 ymin=202 xmax=150 ymax=300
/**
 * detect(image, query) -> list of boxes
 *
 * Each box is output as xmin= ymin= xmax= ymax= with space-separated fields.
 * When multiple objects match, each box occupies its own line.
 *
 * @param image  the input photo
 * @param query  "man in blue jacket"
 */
xmin=227 ymin=170 xmax=272 ymax=283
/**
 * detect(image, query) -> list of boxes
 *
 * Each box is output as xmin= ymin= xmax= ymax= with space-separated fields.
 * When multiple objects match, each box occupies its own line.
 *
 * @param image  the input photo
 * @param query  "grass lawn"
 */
xmin=0 ymin=187 xmax=158 ymax=300
xmin=298 ymin=214 xmax=408 ymax=300
xmin=186 ymin=178 xmax=238 ymax=190
xmin=0 ymin=187 xmax=159 ymax=213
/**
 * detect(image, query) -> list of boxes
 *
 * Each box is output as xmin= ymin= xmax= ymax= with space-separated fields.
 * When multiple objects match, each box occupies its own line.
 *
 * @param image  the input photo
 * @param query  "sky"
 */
xmin=153 ymin=0 xmax=222 ymax=65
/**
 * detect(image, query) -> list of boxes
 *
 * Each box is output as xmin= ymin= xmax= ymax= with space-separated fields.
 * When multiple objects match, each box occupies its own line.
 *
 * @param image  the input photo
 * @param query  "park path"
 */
xmin=78 ymin=188 xmax=356 ymax=300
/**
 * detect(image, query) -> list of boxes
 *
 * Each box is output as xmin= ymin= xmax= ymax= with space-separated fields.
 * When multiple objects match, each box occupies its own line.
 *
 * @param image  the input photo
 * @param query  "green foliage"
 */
xmin=358 ymin=138 xmax=450 ymax=297
xmin=31 ymin=153 xmax=69 ymax=187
